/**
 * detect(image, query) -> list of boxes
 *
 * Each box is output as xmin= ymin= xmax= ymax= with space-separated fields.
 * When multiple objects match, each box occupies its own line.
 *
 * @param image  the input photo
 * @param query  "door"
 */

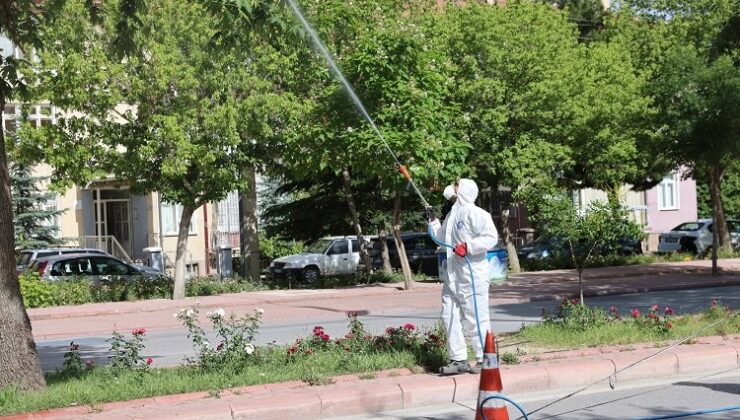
xmin=106 ymin=201 xmax=132 ymax=256
xmin=325 ymin=240 xmax=351 ymax=275
xmin=92 ymin=256 xmax=139 ymax=282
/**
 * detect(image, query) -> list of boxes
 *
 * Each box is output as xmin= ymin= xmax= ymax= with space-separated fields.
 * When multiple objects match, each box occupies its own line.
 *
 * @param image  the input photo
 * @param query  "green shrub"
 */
xmin=51 ymin=278 xmax=93 ymax=306
xmin=18 ymin=272 xmax=55 ymax=308
xmin=543 ymin=298 xmax=612 ymax=331
xmin=129 ymin=276 xmax=173 ymax=300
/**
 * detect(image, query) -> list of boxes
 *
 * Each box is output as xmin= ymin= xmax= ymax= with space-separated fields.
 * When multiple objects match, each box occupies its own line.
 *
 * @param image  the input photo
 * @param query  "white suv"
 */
xmin=658 ymin=219 xmax=740 ymax=255
xmin=269 ymin=236 xmax=370 ymax=284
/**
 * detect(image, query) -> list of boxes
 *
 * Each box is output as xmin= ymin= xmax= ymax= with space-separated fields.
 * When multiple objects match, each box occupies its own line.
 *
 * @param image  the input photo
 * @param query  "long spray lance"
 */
xmin=284 ymin=0 xmax=430 ymax=208
xmin=285 ymin=0 xmax=484 ymax=350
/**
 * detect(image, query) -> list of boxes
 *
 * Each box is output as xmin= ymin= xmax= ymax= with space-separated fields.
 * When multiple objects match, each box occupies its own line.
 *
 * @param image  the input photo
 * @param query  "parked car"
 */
xmin=16 ymin=247 xmax=110 ymax=273
xmin=363 ymin=233 xmax=440 ymax=276
xmin=29 ymin=253 xmax=161 ymax=283
xmin=517 ymin=234 xmax=642 ymax=261
xmin=269 ymin=236 xmax=372 ymax=284
xmin=658 ymin=219 xmax=740 ymax=255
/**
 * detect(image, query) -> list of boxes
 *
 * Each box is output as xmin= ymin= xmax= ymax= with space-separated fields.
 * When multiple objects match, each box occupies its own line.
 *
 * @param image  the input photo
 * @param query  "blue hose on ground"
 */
xmin=480 ymin=395 xmax=530 ymax=420
xmin=427 ymin=224 xmax=485 ymax=351
xmin=630 ymin=405 xmax=740 ymax=419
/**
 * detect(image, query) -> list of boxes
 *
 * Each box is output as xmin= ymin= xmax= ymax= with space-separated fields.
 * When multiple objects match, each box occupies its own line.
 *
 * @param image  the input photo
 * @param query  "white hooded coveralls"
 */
xmin=430 ymin=179 xmax=498 ymax=362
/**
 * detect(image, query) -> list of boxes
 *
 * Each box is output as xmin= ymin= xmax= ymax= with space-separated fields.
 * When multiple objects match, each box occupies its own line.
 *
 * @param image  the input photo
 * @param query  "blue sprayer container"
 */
xmin=437 ymin=247 xmax=508 ymax=283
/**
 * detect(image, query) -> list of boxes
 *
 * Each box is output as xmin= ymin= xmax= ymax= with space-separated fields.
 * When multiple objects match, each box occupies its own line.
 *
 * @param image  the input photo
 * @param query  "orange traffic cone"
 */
xmin=475 ymin=330 xmax=509 ymax=420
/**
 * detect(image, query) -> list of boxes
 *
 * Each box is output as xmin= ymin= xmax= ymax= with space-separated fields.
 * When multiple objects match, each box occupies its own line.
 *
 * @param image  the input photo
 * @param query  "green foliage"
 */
xmin=18 ymin=273 xmax=265 ymax=308
xmin=697 ymin=161 xmax=740 ymax=218
xmin=18 ymin=272 xmax=55 ymax=308
xmin=259 ymin=236 xmax=305 ymax=262
xmin=500 ymin=352 xmax=521 ymax=366
xmin=10 ymin=163 xmax=66 ymax=250
xmin=521 ymin=300 xmax=738 ymax=348
xmin=543 ymin=298 xmax=613 ymax=331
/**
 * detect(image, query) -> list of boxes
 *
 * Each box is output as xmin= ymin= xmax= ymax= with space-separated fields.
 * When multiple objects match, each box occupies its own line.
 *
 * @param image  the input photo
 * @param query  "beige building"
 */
xmin=3 ymin=102 xmax=231 ymax=277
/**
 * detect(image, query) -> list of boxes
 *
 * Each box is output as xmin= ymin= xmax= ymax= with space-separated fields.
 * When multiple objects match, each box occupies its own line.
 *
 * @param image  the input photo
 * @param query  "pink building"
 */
xmin=643 ymin=169 xmax=698 ymax=250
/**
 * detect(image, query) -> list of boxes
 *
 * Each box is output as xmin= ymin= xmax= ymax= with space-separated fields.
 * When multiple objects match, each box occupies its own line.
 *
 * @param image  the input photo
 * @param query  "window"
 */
xmin=351 ymin=240 xmax=359 ymax=253
xmin=51 ymin=258 xmax=94 ymax=276
xmin=40 ymin=193 xmax=60 ymax=238
xmin=658 ymin=172 xmax=679 ymax=210
xmin=328 ymin=240 xmax=348 ymax=255
xmin=161 ymin=202 xmax=196 ymax=235
xmin=2 ymin=103 xmax=56 ymax=138
xmin=93 ymin=257 xmax=137 ymax=276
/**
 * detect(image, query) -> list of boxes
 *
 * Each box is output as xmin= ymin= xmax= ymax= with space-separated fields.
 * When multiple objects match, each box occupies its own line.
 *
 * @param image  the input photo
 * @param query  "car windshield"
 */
xmin=306 ymin=239 xmax=333 ymax=254
xmin=671 ymin=222 xmax=704 ymax=232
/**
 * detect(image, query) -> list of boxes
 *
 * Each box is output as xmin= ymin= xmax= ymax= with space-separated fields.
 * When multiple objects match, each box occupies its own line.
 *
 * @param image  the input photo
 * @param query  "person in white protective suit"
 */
xmin=428 ymin=179 xmax=498 ymax=375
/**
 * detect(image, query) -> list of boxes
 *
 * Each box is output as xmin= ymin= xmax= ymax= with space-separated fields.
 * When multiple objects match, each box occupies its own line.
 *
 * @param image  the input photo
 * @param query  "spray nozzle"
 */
xmin=399 ymin=165 xmax=412 ymax=181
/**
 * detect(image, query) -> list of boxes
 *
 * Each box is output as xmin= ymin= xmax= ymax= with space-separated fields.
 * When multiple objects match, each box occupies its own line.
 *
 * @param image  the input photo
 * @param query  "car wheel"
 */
xmin=302 ymin=267 xmax=319 ymax=284
xmin=680 ymin=240 xmax=698 ymax=255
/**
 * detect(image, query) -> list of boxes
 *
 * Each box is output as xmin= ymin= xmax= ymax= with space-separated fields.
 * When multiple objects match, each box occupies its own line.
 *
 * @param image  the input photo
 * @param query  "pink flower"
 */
xmin=664 ymin=307 xmax=674 ymax=316
xmin=385 ymin=327 xmax=397 ymax=335
xmin=70 ymin=341 xmax=80 ymax=351
xmin=287 ymin=346 xmax=297 ymax=355
xmin=650 ymin=304 xmax=659 ymax=312
xmin=403 ymin=323 xmax=416 ymax=331
xmin=609 ymin=306 xmax=618 ymax=314
xmin=132 ymin=328 xmax=146 ymax=336
xmin=711 ymin=300 xmax=719 ymax=307
xmin=85 ymin=360 xmax=95 ymax=367
xmin=146 ymin=357 xmax=153 ymax=365
xmin=321 ymin=333 xmax=330 ymax=342
xmin=346 ymin=311 xmax=358 ymax=317
xmin=571 ymin=299 xmax=579 ymax=305
xmin=631 ymin=309 xmax=640 ymax=318
xmin=313 ymin=326 xmax=324 ymax=336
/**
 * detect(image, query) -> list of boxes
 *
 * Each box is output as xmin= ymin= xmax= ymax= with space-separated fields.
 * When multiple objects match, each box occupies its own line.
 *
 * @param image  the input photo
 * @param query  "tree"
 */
xmin=535 ymin=193 xmax=643 ymax=304
xmin=277 ymin=0 xmax=469 ymax=287
xmin=442 ymin=2 xmax=581 ymax=273
xmin=10 ymin=162 xmax=66 ymax=250
xmin=0 ymin=0 xmax=130 ymax=393
xmin=23 ymin=0 xmax=298 ymax=298
xmin=619 ymin=0 xmax=740 ymax=264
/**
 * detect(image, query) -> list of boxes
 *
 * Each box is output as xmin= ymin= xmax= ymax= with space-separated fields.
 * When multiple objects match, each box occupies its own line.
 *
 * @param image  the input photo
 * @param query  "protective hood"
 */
xmin=443 ymin=185 xmax=456 ymax=201
xmin=456 ymin=178 xmax=478 ymax=206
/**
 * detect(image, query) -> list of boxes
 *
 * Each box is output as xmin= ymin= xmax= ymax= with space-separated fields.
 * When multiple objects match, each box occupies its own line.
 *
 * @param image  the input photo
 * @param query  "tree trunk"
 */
xmin=708 ymin=166 xmax=731 ymax=253
xmin=379 ymin=228 xmax=393 ymax=273
xmin=341 ymin=168 xmax=371 ymax=274
xmin=499 ymin=206 xmax=521 ymax=274
xmin=173 ymin=205 xmax=195 ymax=299
xmin=577 ymin=267 xmax=585 ymax=305
xmin=392 ymin=191 xmax=413 ymax=289
xmin=0 ymin=100 xmax=46 ymax=390
xmin=605 ymin=184 xmax=622 ymax=218
xmin=239 ymin=166 xmax=261 ymax=282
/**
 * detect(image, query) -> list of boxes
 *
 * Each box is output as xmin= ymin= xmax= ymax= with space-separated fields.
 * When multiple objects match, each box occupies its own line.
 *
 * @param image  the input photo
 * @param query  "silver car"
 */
xmin=29 ymin=253 xmax=161 ymax=283
xmin=16 ymin=247 xmax=110 ymax=273
xmin=658 ymin=219 xmax=740 ymax=254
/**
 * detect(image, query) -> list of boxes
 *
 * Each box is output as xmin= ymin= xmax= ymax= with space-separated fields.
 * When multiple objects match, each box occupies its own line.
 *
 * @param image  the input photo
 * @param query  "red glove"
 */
xmin=453 ymin=242 xmax=468 ymax=257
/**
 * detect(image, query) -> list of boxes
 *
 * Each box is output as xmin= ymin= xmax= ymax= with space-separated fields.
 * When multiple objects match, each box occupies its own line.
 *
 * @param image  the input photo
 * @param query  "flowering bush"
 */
xmin=176 ymin=306 xmax=263 ymax=370
xmin=108 ymin=328 xmax=151 ymax=375
xmin=705 ymin=299 xmax=733 ymax=320
xmin=632 ymin=304 xmax=674 ymax=336
xmin=285 ymin=312 xmax=447 ymax=370
xmin=60 ymin=341 xmax=95 ymax=378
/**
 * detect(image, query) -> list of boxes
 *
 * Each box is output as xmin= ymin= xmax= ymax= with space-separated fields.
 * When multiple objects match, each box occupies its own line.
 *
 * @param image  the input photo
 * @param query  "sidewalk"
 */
xmin=29 ymin=259 xmax=740 ymax=340
xmin=7 ymin=334 xmax=738 ymax=420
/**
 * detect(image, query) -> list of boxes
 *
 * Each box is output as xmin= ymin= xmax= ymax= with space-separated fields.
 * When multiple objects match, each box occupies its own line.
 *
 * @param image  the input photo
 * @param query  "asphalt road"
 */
xmin=36 ymin=285 xmax=739 ymax=372
xmin=331 ymin=369 xmax=740 ymax=420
